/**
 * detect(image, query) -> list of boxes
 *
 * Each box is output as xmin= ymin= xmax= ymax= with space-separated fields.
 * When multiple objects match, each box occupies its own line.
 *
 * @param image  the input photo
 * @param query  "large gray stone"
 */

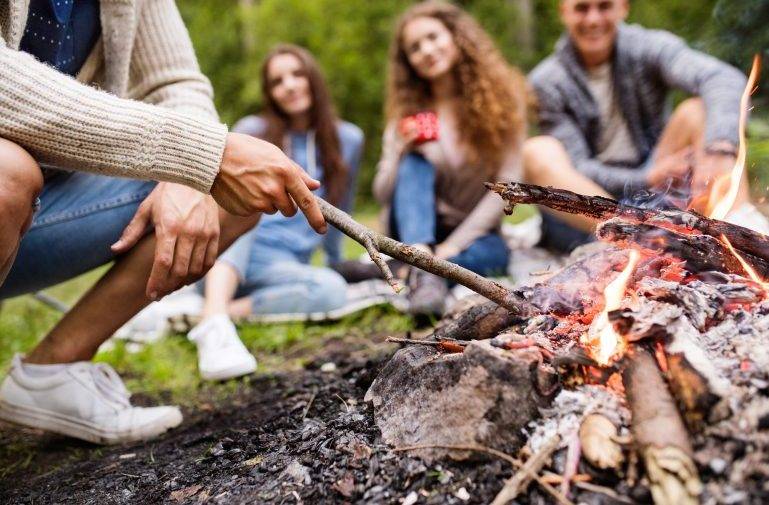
xmin=365 ymin=341 xmax=556 ymax=462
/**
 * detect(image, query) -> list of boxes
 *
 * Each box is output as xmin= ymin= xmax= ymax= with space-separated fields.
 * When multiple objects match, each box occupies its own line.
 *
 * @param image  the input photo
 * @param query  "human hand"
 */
xmin=646 ymin=147 xmax=693 ymax=189
xmin=211 ymin=133 xmax=326 ymax=233
xmin=394 ymin=117 xmax=422 ymax=155
xmin=111 ymin=182 xmax=220 ymax=300
xmin=690 ymin=143 xmax=738 ymax=201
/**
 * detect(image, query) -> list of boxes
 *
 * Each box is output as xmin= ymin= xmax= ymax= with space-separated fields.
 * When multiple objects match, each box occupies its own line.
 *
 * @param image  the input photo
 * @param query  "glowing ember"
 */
xmin=707 ymin=54 xmax=761 ymax=219
xmin=721 ymin=234 xmax=769 ymax=289
xmin=582 ymin=250 xmax=641 ymax=366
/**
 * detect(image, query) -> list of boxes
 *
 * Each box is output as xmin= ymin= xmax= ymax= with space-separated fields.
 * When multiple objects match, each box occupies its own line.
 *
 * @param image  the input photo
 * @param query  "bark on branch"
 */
xmin=622 ymin=347 xmax=702 ymax=505
xmin=486 ymin=182 xmax=769 ymax=263
xmin=317 ymin=197 xmax=536 ymax=315
xmin=597 ymin=218 xmax=769 ymax=278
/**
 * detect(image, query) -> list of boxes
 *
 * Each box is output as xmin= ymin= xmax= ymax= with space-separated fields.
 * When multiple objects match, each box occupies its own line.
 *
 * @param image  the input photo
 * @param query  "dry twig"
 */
xmin=317 ymin=198 xmax=535 ymax=315
xmin=490 ymin=434 xmax=562 ymax=505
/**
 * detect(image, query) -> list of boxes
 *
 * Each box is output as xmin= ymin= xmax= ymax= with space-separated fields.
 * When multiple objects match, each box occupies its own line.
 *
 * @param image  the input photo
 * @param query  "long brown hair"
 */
xmin=386 ymin=1 xmax=527 ymax=174
xmin=260 ymin=44 xmax=347 ymax=205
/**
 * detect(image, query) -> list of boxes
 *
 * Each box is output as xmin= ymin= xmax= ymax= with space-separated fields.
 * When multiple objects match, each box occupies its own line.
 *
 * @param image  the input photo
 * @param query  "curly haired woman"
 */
xmin=374 ymin=1 xmax=608 ymax=316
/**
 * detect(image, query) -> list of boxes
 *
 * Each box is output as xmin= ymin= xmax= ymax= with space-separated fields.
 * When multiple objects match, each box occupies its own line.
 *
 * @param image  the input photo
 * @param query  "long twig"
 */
xmin=317 ymin=197 xmax=536 ymax=315
xmin=393 ymin=443 xmax=572 ymax=505
xmin=491 ymin=434 xmax=562 ymax=505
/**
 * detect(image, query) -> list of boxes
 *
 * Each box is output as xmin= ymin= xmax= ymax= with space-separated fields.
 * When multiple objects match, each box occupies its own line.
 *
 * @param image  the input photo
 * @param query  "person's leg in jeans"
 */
xmin=391 ymin=152 xmax=437 ymax=246
xmin=228 ymin=253 xmax=348 ymax=318
xmin=0 ymin=165 xmax=257 ymax=443
xmin=449 ymin=233 xmax=510 ymax=278
xmin=0 ymin=139 xmax=43 ymax=286
xmin=389 ymin=152 xmax=449 ymax=316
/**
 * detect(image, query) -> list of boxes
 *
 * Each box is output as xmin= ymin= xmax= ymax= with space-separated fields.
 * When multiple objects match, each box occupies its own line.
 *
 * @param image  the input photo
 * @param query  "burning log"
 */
xmin=317 ymin=197 xmax=535 ymax=314
xmin=486 ymin=182 xmax=769 ymax=263
xmin=597 ymin=218 xmax=769 ymax=278
xmin=622 ymin=347 xmax=702 ymax=505
xmin=610 ymin=299 xmax=731 ymax=430
xmin=433 ymin=300 xmax=530 ymax=341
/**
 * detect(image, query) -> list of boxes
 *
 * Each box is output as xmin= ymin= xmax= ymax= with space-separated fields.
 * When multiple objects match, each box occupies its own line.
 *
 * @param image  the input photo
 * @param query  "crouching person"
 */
xmin=526 ymin=0 xmax=766 ymax=252
xmin=0 ymin=1 xmax=325 ymax=444
xmin=188 ymin=45 xmax=363 ymax=380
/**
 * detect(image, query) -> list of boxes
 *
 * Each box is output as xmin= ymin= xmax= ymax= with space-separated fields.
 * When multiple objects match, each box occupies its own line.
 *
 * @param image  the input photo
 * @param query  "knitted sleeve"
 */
xmin=0 ymin=11 xmax=225 ymax=193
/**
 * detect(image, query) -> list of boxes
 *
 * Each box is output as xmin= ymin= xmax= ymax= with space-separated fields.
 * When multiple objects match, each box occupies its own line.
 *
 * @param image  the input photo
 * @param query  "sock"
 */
xmin=20 ymin=361 xmax=67 ymax=377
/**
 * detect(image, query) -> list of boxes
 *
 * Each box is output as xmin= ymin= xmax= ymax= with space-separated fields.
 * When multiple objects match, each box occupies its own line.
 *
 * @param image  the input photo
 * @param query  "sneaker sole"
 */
xmin=200 ymin=360 xmax=257 ymax=381
xmin=0 ymin=399 xmax=182 ymax=445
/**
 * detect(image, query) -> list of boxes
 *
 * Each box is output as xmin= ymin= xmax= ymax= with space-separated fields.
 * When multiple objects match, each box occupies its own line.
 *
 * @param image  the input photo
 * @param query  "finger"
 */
xmin=146 ymin=233 xmax=176 ymax=300
xmin=273 ymin=187 xmax=298 ymax=217
xmin=296 ymin=166 xmax=321 ymax=190
xmin=188 ymin=236 xmax=209 ymax=277
xmin=112 ymin=204 xmax=151 ymax=253
xmin=285 ymin=170 xmax=326 ymax=234
xmin=203 ymin=235 xmax=219 ymax=272
xmin=171 ymin=233 xmax=195 ymax=281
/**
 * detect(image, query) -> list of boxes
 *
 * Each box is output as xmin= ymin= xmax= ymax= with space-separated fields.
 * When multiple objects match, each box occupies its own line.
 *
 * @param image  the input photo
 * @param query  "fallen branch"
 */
xmin=597 ymin=218 xmax=769 ymax=278
xmin=622 ymin=347 xmax=702 ymax=505
xmin=486 ymin=182 xmax=769 ymax=263
xmin=434 ymin=300 xmax=524 ymax=341
xmin=491 ymin=434 xmax=561 ymax=505
xmin=394 ymin=442 xmax=572 ymax=505
xmin=317 ymin=197 xmax=535 ymax=315
xmin=385 ymin=337 xmax=467 ymax=353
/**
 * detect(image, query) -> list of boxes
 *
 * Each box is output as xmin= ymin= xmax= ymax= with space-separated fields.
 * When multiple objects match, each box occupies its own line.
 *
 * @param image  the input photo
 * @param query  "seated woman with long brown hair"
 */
xmin=376 ymin=1 xmax=608 ymax=316
xmin=186 ymin=44 xmax=363 ymax=380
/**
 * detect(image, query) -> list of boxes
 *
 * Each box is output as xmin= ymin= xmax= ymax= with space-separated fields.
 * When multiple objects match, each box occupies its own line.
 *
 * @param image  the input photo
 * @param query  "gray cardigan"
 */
xmin=529 ymin=23 xmax=746 ymax=196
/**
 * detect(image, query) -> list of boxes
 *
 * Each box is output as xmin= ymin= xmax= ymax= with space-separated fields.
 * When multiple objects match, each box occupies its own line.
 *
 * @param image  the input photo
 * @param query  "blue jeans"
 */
xmin=0 ymin=171 xmax=155 ymax=299
xmin=391 ymin=153 xmax=509 ymax=277
xmin=217 ymin=230 xmax=348 ymax=314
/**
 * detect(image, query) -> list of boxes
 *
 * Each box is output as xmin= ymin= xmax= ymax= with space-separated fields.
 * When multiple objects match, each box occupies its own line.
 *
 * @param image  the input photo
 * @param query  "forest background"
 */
xmin=180 ymin=0 xmax=769 ymax=203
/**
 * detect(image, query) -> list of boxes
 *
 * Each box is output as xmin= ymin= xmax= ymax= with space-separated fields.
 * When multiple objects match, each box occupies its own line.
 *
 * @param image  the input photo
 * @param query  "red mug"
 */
xmin=399 ymin=111 xmax=439 ymax=145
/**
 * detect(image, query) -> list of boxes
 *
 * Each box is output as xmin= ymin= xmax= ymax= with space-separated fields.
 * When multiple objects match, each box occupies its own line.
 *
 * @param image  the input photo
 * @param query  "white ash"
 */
xmin=526 ymin=385 xmax=629 ymax=453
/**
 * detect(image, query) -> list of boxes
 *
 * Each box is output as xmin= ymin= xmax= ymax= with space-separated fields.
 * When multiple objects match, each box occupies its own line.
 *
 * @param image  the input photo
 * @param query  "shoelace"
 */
xmin=89 ymin=363 xmax=131 ymax=408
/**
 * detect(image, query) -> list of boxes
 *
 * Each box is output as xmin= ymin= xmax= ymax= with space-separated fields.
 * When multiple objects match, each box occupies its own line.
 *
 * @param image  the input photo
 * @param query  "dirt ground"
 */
xmin=0 ymin=335 xmax=541 ymax=505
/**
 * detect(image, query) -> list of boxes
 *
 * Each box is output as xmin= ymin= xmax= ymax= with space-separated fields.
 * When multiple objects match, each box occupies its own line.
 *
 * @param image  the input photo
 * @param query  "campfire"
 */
xmin=362 ymin=57 xmax=768 ymax=504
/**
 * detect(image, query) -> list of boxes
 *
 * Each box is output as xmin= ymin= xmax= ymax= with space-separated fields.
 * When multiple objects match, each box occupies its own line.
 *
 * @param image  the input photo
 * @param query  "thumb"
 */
xmin=112 ymin=204 xmax=151 ymax=253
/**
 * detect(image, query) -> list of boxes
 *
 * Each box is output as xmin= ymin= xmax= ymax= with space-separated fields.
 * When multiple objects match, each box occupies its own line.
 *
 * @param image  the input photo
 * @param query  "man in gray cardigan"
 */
xmin=524 ymin=0 xmax=767 ymax=250
xmin=0 ymin=0 xmax=326 ymax=444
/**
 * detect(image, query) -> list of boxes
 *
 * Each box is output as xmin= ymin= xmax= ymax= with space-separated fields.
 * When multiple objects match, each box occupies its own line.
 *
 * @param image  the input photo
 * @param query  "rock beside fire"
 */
xmin=365 ymin=340 xmax=556 ymax=462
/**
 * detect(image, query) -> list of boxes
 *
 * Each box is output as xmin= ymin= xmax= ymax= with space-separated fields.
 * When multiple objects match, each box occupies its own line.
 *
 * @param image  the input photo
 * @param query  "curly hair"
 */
xmin=259 ymin=45 xmax=348 ymax=206
xmin=386 ymin=1 xmax=528 ymax=175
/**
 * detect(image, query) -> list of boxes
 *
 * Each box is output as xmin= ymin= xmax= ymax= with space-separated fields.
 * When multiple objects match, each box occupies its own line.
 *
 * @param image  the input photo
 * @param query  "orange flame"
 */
xmin=707 ymin=55 xmax=761 ymax=219
xmin=721 ymin=234 xmax=769 ymax=289
xmin=582 ymin=250 xmax=640 ymax=366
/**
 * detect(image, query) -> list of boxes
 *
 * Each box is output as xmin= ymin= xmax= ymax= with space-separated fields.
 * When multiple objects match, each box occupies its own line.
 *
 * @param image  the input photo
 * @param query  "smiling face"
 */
xmin=266 ymin=53 xmax=313 ymax=119
xmin=401 ymin=16 xmax=460 ymax=82
xmin=560 ymin=0 xmax=629 ymax=67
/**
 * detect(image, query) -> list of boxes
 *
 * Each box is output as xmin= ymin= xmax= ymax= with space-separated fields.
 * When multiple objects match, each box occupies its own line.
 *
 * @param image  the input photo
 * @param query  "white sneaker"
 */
xmin=725 ymin=203 xmax=769 ymax=236
xmin=188 ymin=315 xmax=257 ymax=381
xmin=0 ymin=355 xmax=182 ymax=444
xmin=115 ymin=286 xmax=204 ymax=343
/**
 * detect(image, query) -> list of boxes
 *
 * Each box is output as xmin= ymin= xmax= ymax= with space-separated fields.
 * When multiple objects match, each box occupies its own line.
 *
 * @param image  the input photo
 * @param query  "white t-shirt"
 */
xmin=586 ymin=62 xmax=640 ymax=165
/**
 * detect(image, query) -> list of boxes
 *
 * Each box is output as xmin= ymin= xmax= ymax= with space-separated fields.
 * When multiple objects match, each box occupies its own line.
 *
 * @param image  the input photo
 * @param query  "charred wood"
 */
xmin=597 ymin=219 xmax=769 ymax=278
xmin=433 ymin=300 xmax=526 ymax=341
xmin=487 ymin=182 xmax=769 ymax=263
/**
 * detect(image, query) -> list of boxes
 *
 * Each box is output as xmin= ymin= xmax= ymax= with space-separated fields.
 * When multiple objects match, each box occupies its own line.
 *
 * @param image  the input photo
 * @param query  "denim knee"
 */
xmin=305 ymin=269 xmax=348 ymax=312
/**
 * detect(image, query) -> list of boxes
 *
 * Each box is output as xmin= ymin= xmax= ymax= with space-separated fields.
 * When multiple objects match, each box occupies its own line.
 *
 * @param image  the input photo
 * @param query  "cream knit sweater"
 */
xmin=0 ymin=0 xmax=226 ymax=193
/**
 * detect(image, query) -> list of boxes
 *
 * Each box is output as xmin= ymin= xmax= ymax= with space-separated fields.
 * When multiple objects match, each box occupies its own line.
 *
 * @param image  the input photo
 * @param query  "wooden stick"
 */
xmin=317 ymin=197 xmax=535 ymax=315
xmin=393 ymin=442 xmax=572 ymax=505
xmin=622 ymin=347 xmax=702 ymax=505
xmin=491 ymin=434 xmax=561 ymax=505
xmin=486 ymin=182 xmax=769 ymax=263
